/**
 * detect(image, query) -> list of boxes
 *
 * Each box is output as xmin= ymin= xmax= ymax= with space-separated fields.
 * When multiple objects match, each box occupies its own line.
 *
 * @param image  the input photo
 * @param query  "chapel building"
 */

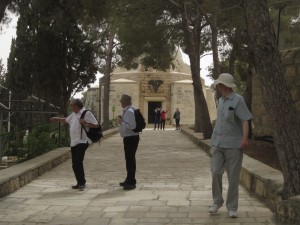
xmin=95 ymin=53 xmax=217 ymax=126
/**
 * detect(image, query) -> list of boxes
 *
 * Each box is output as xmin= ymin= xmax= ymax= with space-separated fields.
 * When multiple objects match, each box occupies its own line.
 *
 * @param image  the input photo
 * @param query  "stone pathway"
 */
xmin=0 ymin=129 xmax=277 ymax=225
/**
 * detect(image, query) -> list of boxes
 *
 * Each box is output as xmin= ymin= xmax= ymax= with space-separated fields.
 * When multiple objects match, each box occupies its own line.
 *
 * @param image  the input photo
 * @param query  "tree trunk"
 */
xmin=243 ymin=66 xmax=253 ymax=138
xmin=102 ymin=31 xmax=115 ymax=131
xmin=189 ymin=51 xmax=213 ymax=138
xmin=211 ymin=26 xmax=220 ymax=80
xmin=242 ymin=0 xmax=300 ymax=199
xmin=0 ymin=0 xmax=10 ymax=23
xmin=180 ymin=1 xmax=213 ymax=138
xmin=228 ymin=29 xmax=241 ymax=76
xmin=98 ymin=85 xmax=102 ymax=123
xmin=208 ymin=1 xmax=221 ymax=100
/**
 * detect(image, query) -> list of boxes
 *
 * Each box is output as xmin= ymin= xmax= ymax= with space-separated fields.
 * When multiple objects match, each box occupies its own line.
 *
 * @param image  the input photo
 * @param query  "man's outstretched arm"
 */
xmin=50 ymin=117 xmax=67 ymax=123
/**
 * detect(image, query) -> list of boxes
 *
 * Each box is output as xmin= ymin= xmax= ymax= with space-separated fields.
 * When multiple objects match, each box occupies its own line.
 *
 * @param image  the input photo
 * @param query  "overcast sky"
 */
xmin=0 ymin=15 xmax=214 ymax=98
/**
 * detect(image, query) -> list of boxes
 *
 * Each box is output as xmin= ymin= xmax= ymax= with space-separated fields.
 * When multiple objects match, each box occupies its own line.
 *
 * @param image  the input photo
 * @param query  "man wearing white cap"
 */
xmin=209 ymin=73 xmax=253 ymax=218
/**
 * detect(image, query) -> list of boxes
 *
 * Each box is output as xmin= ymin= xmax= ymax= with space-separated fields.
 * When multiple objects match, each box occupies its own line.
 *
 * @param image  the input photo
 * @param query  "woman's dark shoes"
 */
xmin=72 ymin=184 xmax=79 ymax=189
xmin=123 ymin=184 xmax=136 ymax=190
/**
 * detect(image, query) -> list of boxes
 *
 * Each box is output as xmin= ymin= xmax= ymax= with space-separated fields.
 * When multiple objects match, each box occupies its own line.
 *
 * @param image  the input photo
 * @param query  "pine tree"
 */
xmin=242 ymin=0 xmax=300 ymax=200
xmin=6 ymin=0 xmax=98 ymax=115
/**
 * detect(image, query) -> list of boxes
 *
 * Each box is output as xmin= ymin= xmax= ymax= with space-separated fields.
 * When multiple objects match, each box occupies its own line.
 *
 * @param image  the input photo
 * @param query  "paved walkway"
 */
xmin=0 ymin=129 xmax=276 ymax=225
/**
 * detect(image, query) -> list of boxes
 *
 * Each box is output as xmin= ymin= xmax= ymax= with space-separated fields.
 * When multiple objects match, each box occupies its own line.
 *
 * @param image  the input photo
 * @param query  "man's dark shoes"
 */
xmin=72 ymin=184 xmax=79 ymax=189
xmin=78 ymin=184 xmax=86 ymax=191
xmin=123 ymin=184 xmax=136 ymax=190
xmin=119 ymin=180 xmax=129 ymax=187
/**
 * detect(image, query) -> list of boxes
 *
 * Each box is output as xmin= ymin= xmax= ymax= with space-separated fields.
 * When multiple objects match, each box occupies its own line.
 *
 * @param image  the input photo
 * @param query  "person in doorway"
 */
xmin=50 ymin=99 xmax=99 ymax=191
xmin=173 ymin=108 xmax=181 ymax=130
xmin=209 ymin=73 xmax=253 ymax=218
xmin=160 ymin=110 xmax=167 ymax=130
xmin=118 ymin=94 xmax=140 ymax=190
xmin=154 ymin=107 xmax=161 ymax=130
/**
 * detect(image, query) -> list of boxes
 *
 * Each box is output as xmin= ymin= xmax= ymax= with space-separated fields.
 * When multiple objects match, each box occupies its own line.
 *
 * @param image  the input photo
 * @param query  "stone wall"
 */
xmin=109 ymin=71 xmax=194 ymax=121
xmin=108 ymin=79 xmax=140 ymax=120
xmin=252 ymin=48 xmax=300 ymax=137
xmin=100 ymin=70 xmax=217 ymax=126
xmin=171 ymin=80 xmax=195 ymax=125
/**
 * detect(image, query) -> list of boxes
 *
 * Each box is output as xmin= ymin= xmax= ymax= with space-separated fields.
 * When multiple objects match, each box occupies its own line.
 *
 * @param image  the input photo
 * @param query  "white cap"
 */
xmin=214 ymin=73 xmax=236 ymax=88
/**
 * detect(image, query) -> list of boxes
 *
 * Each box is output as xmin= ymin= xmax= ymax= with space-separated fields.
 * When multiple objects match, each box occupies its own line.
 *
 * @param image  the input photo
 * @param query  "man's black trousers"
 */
xmin=123 ymin=135 xmax=140 ymax=185
xmin=71 ymin=143 xmax=88 ymax=185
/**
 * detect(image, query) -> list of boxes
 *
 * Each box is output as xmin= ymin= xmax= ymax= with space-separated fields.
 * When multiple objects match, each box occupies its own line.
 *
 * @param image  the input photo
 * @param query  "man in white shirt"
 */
xmin=50 ymin=99 xmax=98 ymax=191
xmin=118 ymin=94 xmax=139 ymax=190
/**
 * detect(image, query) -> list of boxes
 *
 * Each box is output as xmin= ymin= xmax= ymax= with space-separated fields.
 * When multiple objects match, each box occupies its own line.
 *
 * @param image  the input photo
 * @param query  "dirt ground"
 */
xmin=244 ymin=139 xmax=282 ymax=171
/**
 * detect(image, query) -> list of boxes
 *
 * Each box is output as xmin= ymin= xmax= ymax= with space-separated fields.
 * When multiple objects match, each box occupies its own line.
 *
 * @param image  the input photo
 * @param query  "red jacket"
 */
xmin=161 ymin=111 xmax=167 ymax=120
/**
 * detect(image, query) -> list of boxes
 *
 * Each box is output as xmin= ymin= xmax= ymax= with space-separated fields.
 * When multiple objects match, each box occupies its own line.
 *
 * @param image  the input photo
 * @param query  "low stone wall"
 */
xmin=181 ymin=128 xmax=283 ymax=212
xmin=0 ymin=128 xmax=119 ymax=198
xmin=102 ymin=127 xmax=119 ymax=139
xmin=0 ymin=147 xmax=71 ymax=198
xmin=277 ymin=196 xmax=300 ymax=224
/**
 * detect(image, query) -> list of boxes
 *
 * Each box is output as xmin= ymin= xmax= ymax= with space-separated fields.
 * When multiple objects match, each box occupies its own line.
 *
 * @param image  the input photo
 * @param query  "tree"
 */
xmin=269 ymin=0 xmax=300 ymax=50
xmin=81 ymin=0 xmax=120 ymax=130
xmin=200 ymin=0 xmax=221 ymax=81
xmin=0 ymin=59 xmax=5 ymax=78
xmin=167 ymin=0 xmax=213 ymax=137
xmin=242 ymin=0 xmax=300 ymax=199
xmin=6 ymin=0 xmax=98 ymax=115
xmin=0 ymin=0 xmax=11 ymax=23
xmin=117 ymin=0 xmax=213 ymax=137
xmin=101 ymin=28 xmax=117 ymax=130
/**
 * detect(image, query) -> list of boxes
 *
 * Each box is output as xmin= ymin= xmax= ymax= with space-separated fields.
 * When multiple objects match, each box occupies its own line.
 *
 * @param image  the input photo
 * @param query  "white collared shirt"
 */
xmin=65 ymin=108 xmax=98 ymax=147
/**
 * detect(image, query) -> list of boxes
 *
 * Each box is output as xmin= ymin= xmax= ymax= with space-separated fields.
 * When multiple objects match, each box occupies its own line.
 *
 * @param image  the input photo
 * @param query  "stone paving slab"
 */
xmin=0 ymin=129 xmax=278 ymax=225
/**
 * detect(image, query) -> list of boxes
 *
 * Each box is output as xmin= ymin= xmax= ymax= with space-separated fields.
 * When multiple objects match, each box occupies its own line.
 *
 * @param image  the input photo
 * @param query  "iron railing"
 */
xmin=0 ymin=121 xmax=69 ymax=165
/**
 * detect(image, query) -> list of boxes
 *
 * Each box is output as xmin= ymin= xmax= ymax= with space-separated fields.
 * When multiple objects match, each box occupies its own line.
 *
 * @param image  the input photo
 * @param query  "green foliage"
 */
xmin=26 ymin=124 xmax=56 ymax=159
xmin=2 ymin=122 xmax=68 ymax=161
xmin=3 ymin=130 xmax=25 ymax=158
xmin=5 ymin=0 xmax=99 ymax=115
xmin=108 ymin=117 xmax=119 ymax=130
xmin=269 ymin=0 xmax=300 ymax=50
xmin=116 ymin=0 xmax=178 ymax=71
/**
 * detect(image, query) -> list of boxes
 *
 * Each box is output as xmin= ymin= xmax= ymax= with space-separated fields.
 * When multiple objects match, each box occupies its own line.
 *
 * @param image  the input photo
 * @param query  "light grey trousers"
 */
xmin=210 ymin=146 xmax=243 ymax=211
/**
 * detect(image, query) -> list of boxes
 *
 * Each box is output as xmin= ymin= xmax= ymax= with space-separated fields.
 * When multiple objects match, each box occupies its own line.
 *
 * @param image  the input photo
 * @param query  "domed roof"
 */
xmin=111 ymin=78 xmax=138 ymax=83
xmin=112 ymin=48 xmax=191 ymax=75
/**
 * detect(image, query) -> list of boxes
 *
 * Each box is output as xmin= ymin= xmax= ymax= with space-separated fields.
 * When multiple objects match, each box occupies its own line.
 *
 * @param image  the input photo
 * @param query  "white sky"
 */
xmin=0 ymin=15 xmax=214 ymax=99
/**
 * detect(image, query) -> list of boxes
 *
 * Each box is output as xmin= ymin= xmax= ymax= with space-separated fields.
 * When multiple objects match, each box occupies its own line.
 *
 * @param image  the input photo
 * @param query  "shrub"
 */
xmin=26 ymin=124 xmax=56 ymax=159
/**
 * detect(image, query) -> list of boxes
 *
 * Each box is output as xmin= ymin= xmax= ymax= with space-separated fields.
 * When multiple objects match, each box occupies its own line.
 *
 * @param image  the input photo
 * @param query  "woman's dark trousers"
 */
xmin=161 ymin=119 xmax=166 ymax=130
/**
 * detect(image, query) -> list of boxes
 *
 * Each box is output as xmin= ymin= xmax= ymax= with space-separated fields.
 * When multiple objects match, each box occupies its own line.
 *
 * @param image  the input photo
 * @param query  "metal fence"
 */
xmin=0 ymin=92 xmax=70 ymax=167
xmin=0 ymin=121 xmax=69 ymax=167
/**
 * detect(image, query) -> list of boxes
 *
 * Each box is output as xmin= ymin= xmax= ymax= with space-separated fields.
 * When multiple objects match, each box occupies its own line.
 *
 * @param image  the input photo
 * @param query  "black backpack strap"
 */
xmin=80 ymin=110 xmax=89 ymax=139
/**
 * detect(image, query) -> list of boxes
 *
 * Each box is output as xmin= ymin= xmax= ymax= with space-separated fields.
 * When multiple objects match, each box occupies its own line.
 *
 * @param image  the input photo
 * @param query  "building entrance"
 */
xmin=148 ymin=101 xmax=162 ymax=124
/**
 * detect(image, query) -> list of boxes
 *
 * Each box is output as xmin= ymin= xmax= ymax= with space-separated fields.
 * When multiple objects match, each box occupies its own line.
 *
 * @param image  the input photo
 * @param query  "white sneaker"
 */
xmin=228 ymin=211 xmax=237 ymax=218
xmin=209 ymin=203 xmax=223 ymax=213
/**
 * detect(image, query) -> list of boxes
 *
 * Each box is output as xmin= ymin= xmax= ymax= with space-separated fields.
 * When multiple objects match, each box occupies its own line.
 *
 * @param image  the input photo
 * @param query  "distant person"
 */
xmin=209 ymin=73 xmax=253 ymax=218
xmin=173 ymin=108 xmax=181 ymax=130
xmin=50 ymin=99 xmax=99 ymax=191
xmin=160 ymin=110 xmax=167 ymax=130
xmin=118 ymin=94 xmax=140 ymax=190
xmin=154 ymin=107 xmax=161 ymax=130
